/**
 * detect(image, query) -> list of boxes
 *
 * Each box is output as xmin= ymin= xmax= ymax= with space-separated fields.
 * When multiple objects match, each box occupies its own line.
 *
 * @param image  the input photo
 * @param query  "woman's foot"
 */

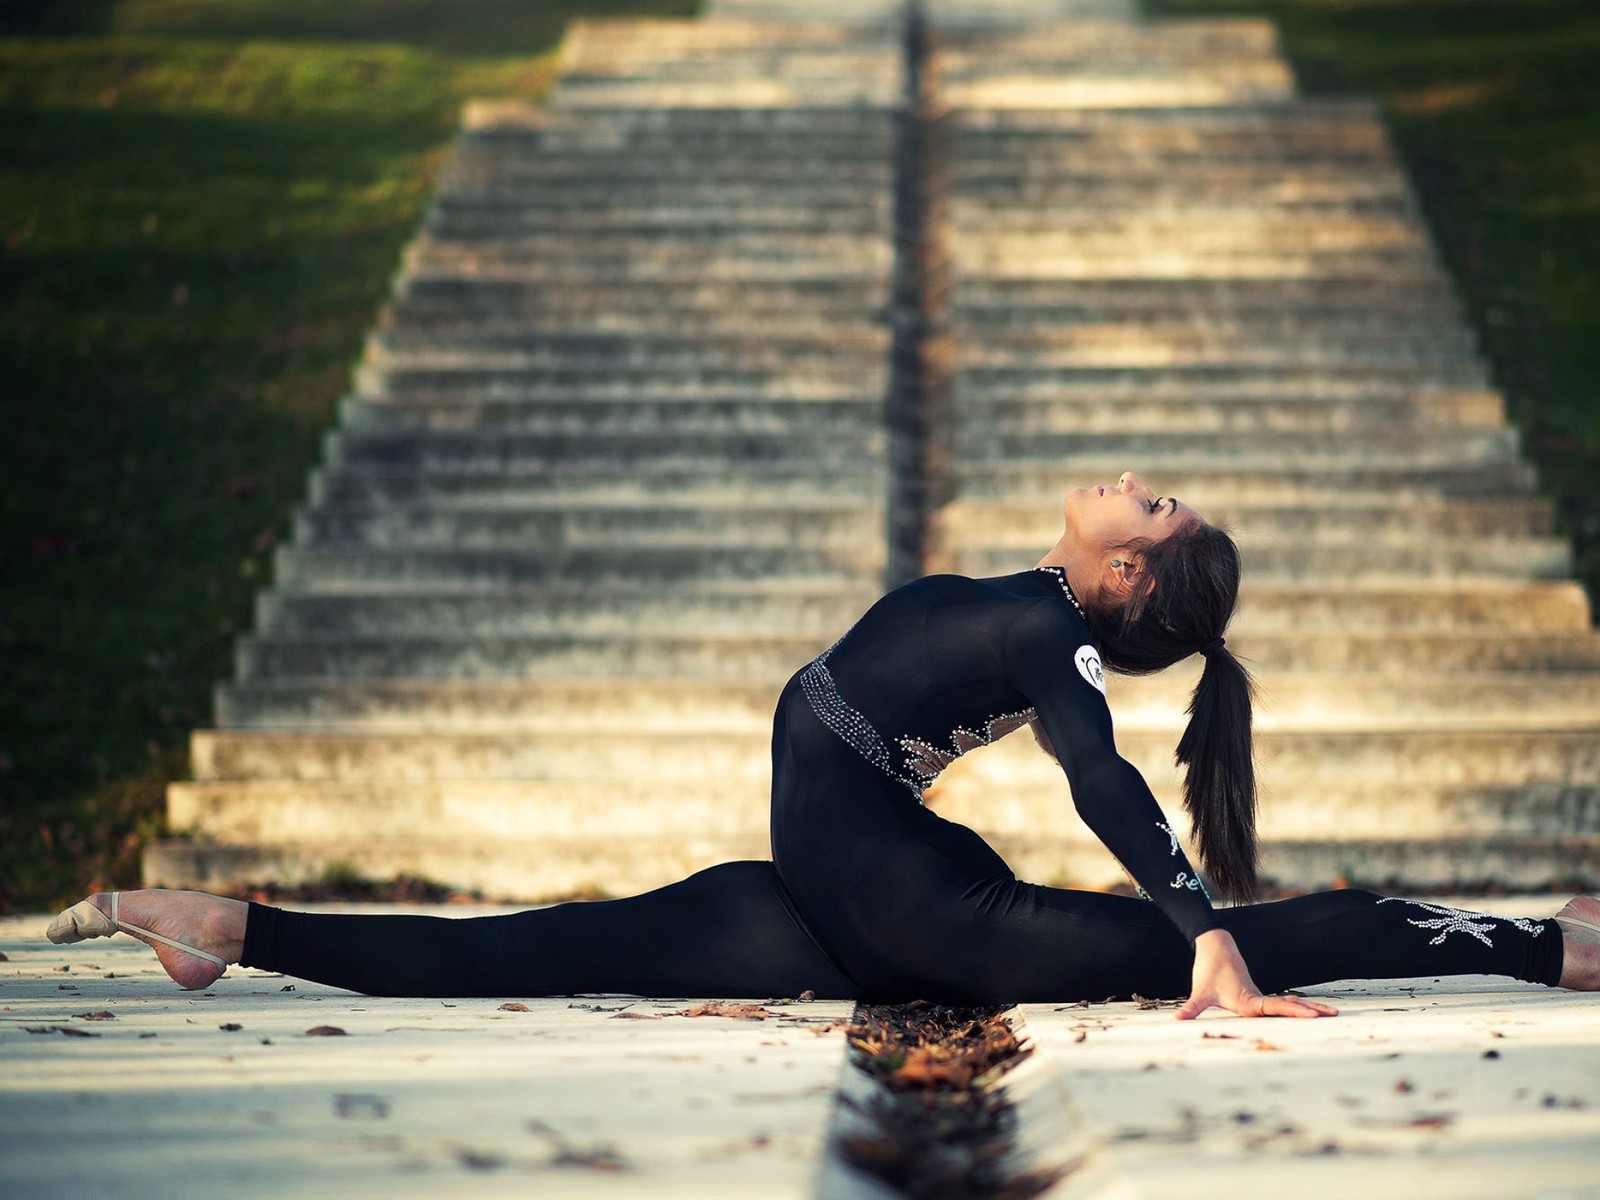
xmin=1555 ymin=896 xmax=1600 ymax=990
xmin=47 ymin=890 xmax=248 ymax=990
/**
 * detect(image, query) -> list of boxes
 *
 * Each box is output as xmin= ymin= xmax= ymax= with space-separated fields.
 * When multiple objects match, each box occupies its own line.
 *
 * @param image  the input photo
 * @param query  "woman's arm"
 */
xmin=1005 ymin=599 xmax=1222 ymax=943
xmin=1179 ymin=929 xmax=1339 ymax=1019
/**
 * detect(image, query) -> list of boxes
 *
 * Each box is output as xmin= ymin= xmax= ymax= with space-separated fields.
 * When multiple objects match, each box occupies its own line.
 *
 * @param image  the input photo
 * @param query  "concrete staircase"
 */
xmin=924 ymin=6 xmax=1600 ymax=890
xmin=148 ymin=0 xmax=1600 ymax=900
xmin=144 ymin=14 xmax=902 ymax=898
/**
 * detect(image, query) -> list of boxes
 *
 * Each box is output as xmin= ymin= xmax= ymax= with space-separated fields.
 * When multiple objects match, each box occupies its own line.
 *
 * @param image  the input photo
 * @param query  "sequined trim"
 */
xmin=1171 ymin=870 xmax=1210 ymax=899
xmin=1032 ymin=565 xmax=1088 ymax=623
xmin=800 ymin=639 xmax=1036 ymax=797
xmin=798 ymin=655 xmax=898 ymax=781
xmin=1376 ymin=897 xmax=1544 ymax=948
xmin=897 ymin=708 xmax=1037 ymax=785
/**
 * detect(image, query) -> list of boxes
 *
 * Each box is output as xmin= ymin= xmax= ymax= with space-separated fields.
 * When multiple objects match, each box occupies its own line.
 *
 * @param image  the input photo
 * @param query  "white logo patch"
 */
xmin=1073 ymin=645 xmax=1106 ymax=694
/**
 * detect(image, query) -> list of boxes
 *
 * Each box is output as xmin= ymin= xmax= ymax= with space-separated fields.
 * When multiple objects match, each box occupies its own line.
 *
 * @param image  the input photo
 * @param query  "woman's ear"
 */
xmin=1107 ymin=555 xmax=1142 ymax=596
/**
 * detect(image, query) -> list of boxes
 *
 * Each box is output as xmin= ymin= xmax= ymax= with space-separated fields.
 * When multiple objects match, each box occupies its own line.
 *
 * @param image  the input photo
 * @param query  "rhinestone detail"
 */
xmin=1376 ymin=897 xmax=1545 ymax=948
xmin=1032 ymin=565 xmax=1088 ymax=623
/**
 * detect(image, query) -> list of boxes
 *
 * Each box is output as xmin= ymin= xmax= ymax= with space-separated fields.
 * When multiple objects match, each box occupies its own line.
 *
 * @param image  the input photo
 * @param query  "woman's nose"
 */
xmin=1118 ymin=471 xmax=1152 ymax=498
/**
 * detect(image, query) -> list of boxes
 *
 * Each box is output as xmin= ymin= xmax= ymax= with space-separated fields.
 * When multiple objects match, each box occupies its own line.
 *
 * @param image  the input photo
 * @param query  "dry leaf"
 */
xmin=305 ymin=1025 xmax=347 ymax=1037
xmin=611 ymin=1012 xmax=663 ymax=1020
xmin=1410 ymin=1115 xmax=1452 ymax=1130
xmin=74 ymin=1011 xmax=116 ymax=1021
xmin=1201 ymin=1031 xmax=1238 ymax=1040
xmin=498 ymin=1002 xmax=530 ymax=1012
xmin=678 ymin=1001 xmax=771 ymax=1020
xmin=219 ymin=1023 xmax=242 ymax=1031
xmin=1252 ymin=1039 xmax=1283 ymax=1052
xmin=1394 ymin=1078 xmax=1414 ymax=1093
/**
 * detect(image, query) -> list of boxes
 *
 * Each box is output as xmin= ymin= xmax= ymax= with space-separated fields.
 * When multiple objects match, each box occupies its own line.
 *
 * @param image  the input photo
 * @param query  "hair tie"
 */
xmin=1200 ymin=636 xmax=1225 ymax=658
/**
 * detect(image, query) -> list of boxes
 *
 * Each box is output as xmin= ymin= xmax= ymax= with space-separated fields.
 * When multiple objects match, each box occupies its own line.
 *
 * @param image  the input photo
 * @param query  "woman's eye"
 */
xmin=1148 ymin=498 xmax=1163 ymax=513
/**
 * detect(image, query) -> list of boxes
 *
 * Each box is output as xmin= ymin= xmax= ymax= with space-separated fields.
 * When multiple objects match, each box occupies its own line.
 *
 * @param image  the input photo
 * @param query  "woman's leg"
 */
xmin=58 ymin=864 xmax=858 ymax=998
xmin=984 ymin=885 xmax=1568 ymax=1003
xmin=240 ymin=861 xmax=857 ymax=998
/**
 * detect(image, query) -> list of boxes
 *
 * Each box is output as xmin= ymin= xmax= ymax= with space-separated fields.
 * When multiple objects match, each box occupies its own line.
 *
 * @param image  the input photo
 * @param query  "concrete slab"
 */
xmin=0 ymin=908 xmax=854 ymax=1200
xmin=1019 ymin=898 xmax=1600 ymax=1200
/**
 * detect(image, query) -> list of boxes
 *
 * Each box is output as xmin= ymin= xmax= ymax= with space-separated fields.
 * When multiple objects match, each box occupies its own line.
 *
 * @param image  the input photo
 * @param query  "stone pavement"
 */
xmin=4 ymin=898 xmax=1598 ymax=1199
xmin=0 ymin=908 xmax=855 ymax=1200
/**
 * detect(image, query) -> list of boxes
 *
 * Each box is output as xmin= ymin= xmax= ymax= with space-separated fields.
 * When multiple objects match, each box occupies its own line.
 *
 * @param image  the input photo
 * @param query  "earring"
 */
xmin=1110 ymin=559 xmax=1122 ymax=568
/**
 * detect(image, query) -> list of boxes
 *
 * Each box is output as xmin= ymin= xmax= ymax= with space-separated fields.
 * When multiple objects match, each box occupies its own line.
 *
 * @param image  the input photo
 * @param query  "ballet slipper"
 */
xmin=1554 ymin=897 xmax=1600 ymax=990
xmin=46 ymin=893 xmax=227 ymax=967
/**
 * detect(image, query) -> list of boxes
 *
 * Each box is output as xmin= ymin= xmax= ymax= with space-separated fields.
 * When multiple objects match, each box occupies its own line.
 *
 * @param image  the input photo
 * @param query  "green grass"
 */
xmin=0 ymin=0 xmax=695 ymax=912
xmin=1142 ymin=0 xmax=1600 ymax=601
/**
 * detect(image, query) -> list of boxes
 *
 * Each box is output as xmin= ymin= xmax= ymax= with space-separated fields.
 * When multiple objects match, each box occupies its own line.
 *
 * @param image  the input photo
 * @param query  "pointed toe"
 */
xmin=45 ymin=898 xmax=116 ymax=945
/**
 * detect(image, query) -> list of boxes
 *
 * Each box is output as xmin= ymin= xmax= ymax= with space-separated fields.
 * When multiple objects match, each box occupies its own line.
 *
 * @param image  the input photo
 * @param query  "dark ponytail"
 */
xmin=1079 ymin=522 xmax=1259 ymax=903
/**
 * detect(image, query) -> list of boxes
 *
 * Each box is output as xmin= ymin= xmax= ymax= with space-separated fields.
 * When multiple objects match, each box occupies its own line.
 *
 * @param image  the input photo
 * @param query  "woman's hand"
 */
xmin=1176 ymin=928 xmax=1338 ymax=1020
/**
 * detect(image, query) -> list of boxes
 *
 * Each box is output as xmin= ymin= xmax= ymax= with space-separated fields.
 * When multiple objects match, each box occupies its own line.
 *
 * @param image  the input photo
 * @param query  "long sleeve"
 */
xmin=1004 ymin=597 xmax=1222 ymax=944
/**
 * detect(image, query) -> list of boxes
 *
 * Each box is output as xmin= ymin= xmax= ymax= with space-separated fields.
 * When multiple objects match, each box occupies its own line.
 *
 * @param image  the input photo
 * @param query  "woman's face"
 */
xmin=1063 ymin=471 xmax=1204 ymax=554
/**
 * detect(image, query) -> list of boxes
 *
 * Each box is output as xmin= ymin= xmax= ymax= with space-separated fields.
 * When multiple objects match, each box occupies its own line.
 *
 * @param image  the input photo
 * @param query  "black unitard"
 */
xmin=241 ymin=569 xmax=1564 ymax=999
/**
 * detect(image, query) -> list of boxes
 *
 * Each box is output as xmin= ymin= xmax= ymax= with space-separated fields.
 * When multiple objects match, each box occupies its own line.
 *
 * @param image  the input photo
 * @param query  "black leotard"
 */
xmin=241 ymin=570 xmax=1563 ymax=1000
xmin=791 ymin=567 xmax=1220 ymax=943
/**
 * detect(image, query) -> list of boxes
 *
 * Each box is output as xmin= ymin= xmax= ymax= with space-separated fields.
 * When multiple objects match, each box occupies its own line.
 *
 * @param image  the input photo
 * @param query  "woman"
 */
xmin=48 ymin=473 xmax=1600 ymax=1017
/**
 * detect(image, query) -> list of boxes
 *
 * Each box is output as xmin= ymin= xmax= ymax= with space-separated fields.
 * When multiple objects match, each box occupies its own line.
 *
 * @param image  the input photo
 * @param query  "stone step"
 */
xmin=943 ymin=494 xmax=1552 ymax=539
xmin=270 ymin=544 xmax=883 ymax=592
xmin=236 ymin=631 xmax=829 ymax=682
xmin=428 ymin=209 xmax=894 ymax=239
xmin=214 ymin=679 xmax=787 ymax=732
xmin=306 ymin=465 xmax=886 ymax=507
xmin=142 ymin=834 xmax=773 ymax=902
xmin=951 ymin=220 xmax=1434 ymax=246
xmin=952 ymin=276 xmax=1459 ymax=311
xmin=959 ymin=541 xmax=1568 ymax=583
xmin=235 ymin=628 xmax=1600 ymax=683
xmin=951 ymin=460 xmax=1537 ymax=503
xmin=947 ymin=460 xmax=1536 ymax=508
xmin=939 ymin=76 xmax=1297 ymax=110
xmin=1099 ymin=669 xmax=1600 ymax=732
xmin=951 ymin=365 xmax=1491 ymax=400
xmin=461 ymin=99 xmax=899 ymax=135
xmin=292 ymin=502 xmax=883 ymax=550
xmin=405 ymin=231 xmax=895 ymax=264
xmin=951 ymin=427 xmax=1519 ymax=465
xmin=189 ymin=728 xmax=1600 ymax=791
xmin=443 ymin=158 xmax=895 ymax=183
xmin=943 ymin=391 xmax=1504 ymax=433
xmin=365 ymin=330 xmax=890 ymax=363
xmin=323 ymin=428 xmax=886 ymax=470
xmin=356 ymin=365 xmax=888 ymax=401
xmin=952 ymin=184 xmax=1414 ymax=209
xmin=551 ymin=81 xmax=903 ymax=108
xmin=954 ymin=308 xmax=1468 ymax=336
xmin=379 ymin=309 xmax=884 ymax=340
xmin=402 ymin=242 xmax=892 ymax=281
xmin=339 ymin=394 xmax=886 ymax=435
xmin=255 ymin=584 xmax=883 ymax=638
xmin=394 ymin=275 xmax=887 ymax=313
xmin=250 ymin=579 xmax=1590 ymax=639
xmin=208 ymin=669 xmax=1600 ymax=734
xmin=562 ymin=16 xmax=901 ymax=47
xmin=936 ymin=16 xmax=1280 ymax=51
xmin=955 ymin=336 xmax=1480 ymax=369
xmin=948 ymin=97 xmax=1383 ymax=129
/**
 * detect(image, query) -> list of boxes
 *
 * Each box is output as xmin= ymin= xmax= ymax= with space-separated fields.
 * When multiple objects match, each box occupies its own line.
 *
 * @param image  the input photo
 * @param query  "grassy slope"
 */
xmin=1143 ymin=0 xmax=1600 ymax=597
xmin=0 ymin=1 xmax=694 ymax=911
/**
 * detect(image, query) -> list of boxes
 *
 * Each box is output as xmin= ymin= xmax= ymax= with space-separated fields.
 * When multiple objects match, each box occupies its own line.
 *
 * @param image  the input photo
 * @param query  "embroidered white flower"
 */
xmin=1376 ymin=897 xmax=1545 ymax=948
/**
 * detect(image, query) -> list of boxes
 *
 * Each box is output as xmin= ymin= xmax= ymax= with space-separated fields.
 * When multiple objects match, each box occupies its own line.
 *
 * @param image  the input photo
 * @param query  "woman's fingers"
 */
xmin=1175 ymin=993 xmax=1340 ymax=1020
xmin=1260 ymin=994 xmax=1339 ymax=1018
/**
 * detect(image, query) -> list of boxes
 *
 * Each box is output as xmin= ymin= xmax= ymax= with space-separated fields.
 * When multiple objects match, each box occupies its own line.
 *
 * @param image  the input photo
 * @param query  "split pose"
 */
xmin=49 ymin=473 xmax=1600 ymax=1018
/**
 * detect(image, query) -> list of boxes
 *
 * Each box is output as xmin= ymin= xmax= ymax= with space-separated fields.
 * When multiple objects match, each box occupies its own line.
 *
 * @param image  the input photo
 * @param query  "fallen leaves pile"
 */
xmin=836 ymin=1001 xmax=1069 ymax=1200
